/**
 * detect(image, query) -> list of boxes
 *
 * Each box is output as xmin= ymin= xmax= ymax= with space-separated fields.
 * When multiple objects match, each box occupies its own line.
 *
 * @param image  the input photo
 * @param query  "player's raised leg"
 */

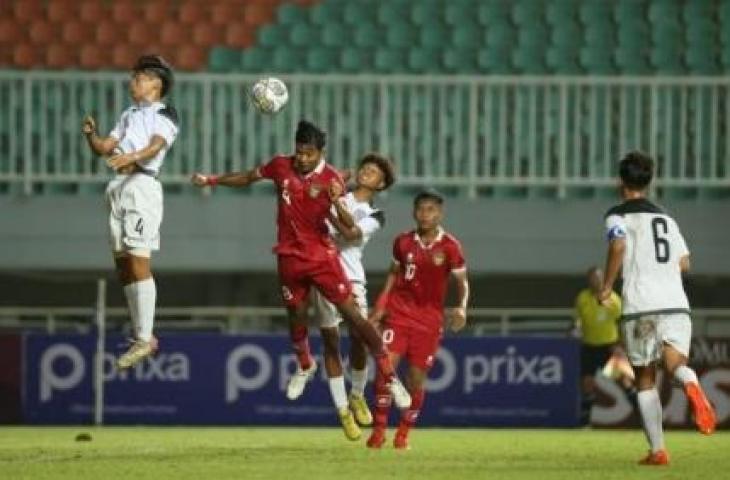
xmin=284 ymin=301 xmax=318 ymax=401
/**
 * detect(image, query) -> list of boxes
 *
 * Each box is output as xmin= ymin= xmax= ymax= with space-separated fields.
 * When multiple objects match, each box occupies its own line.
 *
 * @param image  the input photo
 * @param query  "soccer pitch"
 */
xmin=1 ymin=427 xmax=727 ymax=480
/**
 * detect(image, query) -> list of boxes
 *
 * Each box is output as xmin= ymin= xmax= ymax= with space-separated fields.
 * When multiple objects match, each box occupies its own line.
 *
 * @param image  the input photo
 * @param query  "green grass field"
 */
xmin=0 ymin=427 xmax=727 ymax=480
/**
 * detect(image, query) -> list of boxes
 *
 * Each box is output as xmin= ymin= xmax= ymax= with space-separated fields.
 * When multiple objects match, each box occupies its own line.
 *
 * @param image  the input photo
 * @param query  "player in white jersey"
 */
xmin=598 ymin=151 xmax=716 ymax=466
xmin=81 ymin=55 xmax=179 ymax=370
xmin=285 ymin=153 xmax=395 ymax=441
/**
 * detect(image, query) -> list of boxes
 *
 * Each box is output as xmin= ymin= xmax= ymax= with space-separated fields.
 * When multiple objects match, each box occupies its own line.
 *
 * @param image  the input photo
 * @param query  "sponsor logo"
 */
xmin=463 ymin=346 xmax=563 ymax=393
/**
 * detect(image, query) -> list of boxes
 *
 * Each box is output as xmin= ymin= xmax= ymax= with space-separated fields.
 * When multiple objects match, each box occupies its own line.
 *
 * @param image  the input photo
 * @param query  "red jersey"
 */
xmin=258 ymin=155 xmax=345 ymax=260
xmin=387 ymin=228 xmax=466 ymax=332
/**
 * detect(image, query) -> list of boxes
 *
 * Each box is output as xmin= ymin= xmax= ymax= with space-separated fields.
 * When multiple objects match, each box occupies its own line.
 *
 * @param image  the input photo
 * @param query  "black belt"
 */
xmin=133 ymin=165 xmax=158 ymax=178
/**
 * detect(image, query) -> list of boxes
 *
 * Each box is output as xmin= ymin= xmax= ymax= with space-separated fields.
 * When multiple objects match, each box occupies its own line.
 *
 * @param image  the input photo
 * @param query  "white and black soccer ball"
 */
xmin=250 ymin=77 xmax=289 ymax=114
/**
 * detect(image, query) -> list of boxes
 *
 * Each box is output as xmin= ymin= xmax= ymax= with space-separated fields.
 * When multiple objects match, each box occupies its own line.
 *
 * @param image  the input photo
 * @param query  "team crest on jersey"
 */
xmin=308 ymin=184 xmax=322 ymax=198
xmin=432 ymin=251 xmax=446 ymax=266
xmin=406 ymin=253 xmax=414 ymax=263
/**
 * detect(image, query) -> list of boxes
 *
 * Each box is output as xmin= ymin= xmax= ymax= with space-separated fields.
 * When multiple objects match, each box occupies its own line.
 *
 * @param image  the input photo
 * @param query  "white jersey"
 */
xmin=109 ymin=101 xmax=179 ymax=175
xmin=329 ymin=192 xmax=384 ymax=284
xmin=604 ymin=198 xmax=690 ymax=318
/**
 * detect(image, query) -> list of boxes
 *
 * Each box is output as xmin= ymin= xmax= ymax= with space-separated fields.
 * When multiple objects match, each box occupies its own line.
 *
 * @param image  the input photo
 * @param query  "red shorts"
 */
xmin=381 ymin=319 xmax=443 ymax=370
xmin=277 ymin=253 xmax=352 ymax=308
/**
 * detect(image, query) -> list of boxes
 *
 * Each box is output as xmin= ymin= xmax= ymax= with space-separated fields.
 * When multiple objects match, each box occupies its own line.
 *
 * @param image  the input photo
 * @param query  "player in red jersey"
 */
xmin=367 ymin=190 xmax=470 ymax=450
xmin=191 ymin=120 xmax=410 ymax=408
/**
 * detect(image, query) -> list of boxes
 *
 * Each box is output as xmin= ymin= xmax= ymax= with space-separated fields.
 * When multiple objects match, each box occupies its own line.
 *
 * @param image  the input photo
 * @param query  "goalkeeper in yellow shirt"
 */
xmin=574 ymin=266 xmax=634 ymax=425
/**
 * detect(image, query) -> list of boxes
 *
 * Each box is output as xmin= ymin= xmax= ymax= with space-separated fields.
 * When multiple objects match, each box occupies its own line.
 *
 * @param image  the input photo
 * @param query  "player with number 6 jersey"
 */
xmin=368 ymin=190 xmax=469 ymax=450
xmin=598 ymin=151 xmax=716 ymax=466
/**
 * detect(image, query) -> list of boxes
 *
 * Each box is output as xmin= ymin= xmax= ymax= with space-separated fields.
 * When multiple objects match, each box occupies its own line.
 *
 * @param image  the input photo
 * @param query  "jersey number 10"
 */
xmin=651 ymin=217 xmax=669 ymax=263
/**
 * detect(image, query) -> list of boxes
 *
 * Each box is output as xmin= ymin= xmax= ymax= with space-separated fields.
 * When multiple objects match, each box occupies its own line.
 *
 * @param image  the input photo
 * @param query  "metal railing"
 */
xmin=2 ymin=72 xmax=730 ymax=198
xmin=1 ymin=306 xmax=729 ymax=337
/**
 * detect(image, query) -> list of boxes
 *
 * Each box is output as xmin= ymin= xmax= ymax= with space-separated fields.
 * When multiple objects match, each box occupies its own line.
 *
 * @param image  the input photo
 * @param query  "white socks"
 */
xmin=350 ymin=367 xmax=368 ymax=397
xmin=328 ymin=376 xmax=348 ymax=410
xmin=674 ymin=365 xmax=699 ymax=385
xmin=637 ymin=389 xmax=664 ymax=453
xmin=125 ymin=278 xmax=156 ymax=342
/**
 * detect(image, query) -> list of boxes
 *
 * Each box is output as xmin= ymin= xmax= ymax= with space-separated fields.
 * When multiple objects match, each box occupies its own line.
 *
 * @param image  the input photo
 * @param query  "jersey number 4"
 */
xmin=651 ymin=217 xmax=669 ymax=263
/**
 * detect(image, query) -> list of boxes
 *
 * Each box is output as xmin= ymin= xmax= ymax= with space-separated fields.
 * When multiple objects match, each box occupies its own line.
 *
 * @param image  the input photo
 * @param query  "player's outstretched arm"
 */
xmin=370 ymin=261 xmax=399 ymax=325
xmin=190 ymin=169 xmax=263 ymax=188
xmin=599 ymin=238 xmax=625 ymax=306
xmin=107 ymin=135 xmax=167 ymax=171
xmin=81 ymin=115 xmax=118 ymax=156
xmin=448 ymin=269 xmax=470 ymax=332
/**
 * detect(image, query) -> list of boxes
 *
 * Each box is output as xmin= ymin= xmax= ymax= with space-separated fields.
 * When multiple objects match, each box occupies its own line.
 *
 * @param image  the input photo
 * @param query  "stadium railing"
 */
xmin=1 ymin=72 xmax=729 ymax=198
xmin=1 ymin=306 xmax=729 ymax=337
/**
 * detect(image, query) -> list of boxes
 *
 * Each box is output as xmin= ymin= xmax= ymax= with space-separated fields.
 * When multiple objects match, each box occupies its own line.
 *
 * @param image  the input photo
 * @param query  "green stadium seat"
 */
xmin=272 ymin=46 xmax=300 ymax=73
xmin=614 ymin=0 xmax=646 ymax=25
xmin=518 ymin=26 xmax=549 ymax=49
xmin=617 ymin=22 xmax=650 ymax=48
xmin=310 ymin=1 xmax=343 ymax=26
xmin=513 ymin=48 xmax=548 ymax=74
xmin=276 ymin=3 xmax=306 ymax=26
xmin=374 ymin=48 xmax=407 ymax=73
xmin=512 ymin=0 xmax=543 ymax=25
xmin=648 ymin=0 xmax=681 ymax=24
xmin=477 ymin=48 xmax=513 ymax=73
xmin=354 ymin=23 xmax=379 ymax=48
xmin=478 ymin=0 xmax=512 ymax=26
xmin=650 ymin=47 xmax=686 ymax=74
xmin=686 ymin=48 xmax=720 ymax=75
xmin=241 ymin=47 xmax=271 ymax=72
xmin=452 ymin=23 xmax=482 ymax=49
xmin=484 ymin=23 xmax=516 ymax=48
xmin=386 ymin=24 xmax=418 ymax=48
xmin=420 ymin=22 xmax=449 ymax=49
xmin=584 ymin=22 xmax=615 ymax=47
xmin=207 ymin=47 xmax=240 ymax=73
xmin=377 ymin=2 xmax=407 ymax=25
xmin=682 ymin=1 xmax=714 ymax=23
xmin=321 ymin=23 xmax=348 ymax=48
xmin=580 ymin=47 xmax=616 ymax=74
xmin=721 ymin=0 xmax=730 ymax=23
xmin=306 ymin=47 xmax=337 ymax=73
xmin=546 ymin=48 xmax=582 ymax=74
xmin=686 ymin=20 xmax=716 ymax=47
xmin=343 ymin=2 xmax=375 ymax=25
xmin=546 ymin=0 xmax=580 ymax=25
xmin=721 ymin=47 xmax=730 ymax=72
xmin=289 ymin=23 xmax=318 ymax=47
xmin=408 ymin=47 xmax=443 ymax=73
xmin=411 ymin=0 xmax=440 ymax=26
xmin=443 ymin=48 xmax=478 ymax=73
xmin=340 ymin=47 xmax=371 ymax=72
xmin=615 ymin=47 xmax=652 ymax=74
xmin=257 ymin=24 xmax=286 ymax=48
xmin=445 ymin=2 xmax=477 ymax=26
xmin=551 ymin=22 xmax=582 ymax=50
xmin=579 ymin=0 xmax=613 ymax=25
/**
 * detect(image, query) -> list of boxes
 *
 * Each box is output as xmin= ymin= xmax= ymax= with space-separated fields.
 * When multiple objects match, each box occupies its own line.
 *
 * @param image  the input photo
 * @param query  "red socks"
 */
xmin=398 ymin=388 xmax=425 ymax=432
xmin=290 ymin=323 xmax=312 ymax=369
xmin=373 ymin=370 xmax=392 ymax=428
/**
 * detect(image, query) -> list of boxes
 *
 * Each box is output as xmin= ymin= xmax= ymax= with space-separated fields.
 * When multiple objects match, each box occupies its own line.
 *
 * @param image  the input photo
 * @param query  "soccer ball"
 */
xmin=250 ymin=77 xmax=289 ymax=114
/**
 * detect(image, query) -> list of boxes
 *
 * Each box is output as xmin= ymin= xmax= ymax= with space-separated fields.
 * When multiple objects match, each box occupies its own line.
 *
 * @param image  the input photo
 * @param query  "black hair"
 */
xmin=413 ymin=189 xmax=444 ymax=208
xmin=359 ymin=153 xmax=396 ymax=190
xmin=295 ymin=120 xmax=326 ymax=150
xmin=133 ymin=54 xmax=174 ymax=98
xmin=619 ymin=151 xmax=654 ymax=190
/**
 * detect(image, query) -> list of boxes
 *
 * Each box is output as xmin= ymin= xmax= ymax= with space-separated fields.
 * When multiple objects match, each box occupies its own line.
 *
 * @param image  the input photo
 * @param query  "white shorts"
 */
xmin=311 ymin=282 xmax=367 ymax=329
xmin=622 ymin=312 xmax=692 ymax=367
xmin=105 ymin=173 xmax=163 ymax=254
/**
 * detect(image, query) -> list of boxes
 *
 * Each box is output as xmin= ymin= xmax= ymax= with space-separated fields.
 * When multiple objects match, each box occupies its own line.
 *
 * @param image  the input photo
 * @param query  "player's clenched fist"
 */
xmin=81 ymin=115 xmax=96 ymax=135
xmin=191 ymin=173 xmax=210 ymax=186
xmin=448 ymin=307 xmax=467 ymax=332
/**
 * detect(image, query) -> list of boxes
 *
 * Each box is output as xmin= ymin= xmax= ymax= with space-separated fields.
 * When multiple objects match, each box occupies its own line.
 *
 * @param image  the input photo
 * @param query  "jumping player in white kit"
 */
xmin=81 ymin=55 xmax=179 ymax=369
xmin=285 ymin=153 xmax=395 ymax=441
xmin=598 ymin=151 xmax=716 ymax=466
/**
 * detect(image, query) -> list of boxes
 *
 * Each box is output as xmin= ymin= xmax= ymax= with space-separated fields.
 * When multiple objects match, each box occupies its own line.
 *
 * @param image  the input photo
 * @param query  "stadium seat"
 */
xmin=310 ymin=1 xmax=344 ymax=26
xmin=289 ymin=23 xmax=318 ymax=47
xmin=614 ymin=0 xmax=646 ymax=24
xmin=374 ymin=48 xmax=407 ymax=73
xmin=179 ymin=1 xmax=208 ymax=24
xmin=0 ymin=18 xmax=26 ymax=44
xmin=61 ymin=20 xmax=94 ymax=45
xmin=682 ymin=1 xmax=714 ymax=24
xmin=580 ymin=47 xmax=616 ymax=74
xmin=111 ymin=1 xmax=138 ymax=24
xmin=411 ymin=0 xmax=440 ymax=26
xmin=241 ymin=46 xmax=271 ymax=72
xmin=28 ymin=20 xmax=57 ymax=45
xmin=547 ymin=48 xmax=582 ymax=74
xmin=585 ymin=24 xmax=615 ymax=48
xmin=194 ymin=23 xmax=224 ymax=48
xmin=546 ymin=0 xmax=580 ymax=25
xmin=257 ymin=24 xmax=286 ymax=48
xmin=272 ymin=45 xmax=300 ymax=72
xmin=340 ymin=47 xmax=371 ymax=72
xmin=13 ymin=0 xmax=43 ymax=23
xmin=650 ymin=47 xmax=686 ymax=74
xmin=513 ymin=48 xmax=548 ymax=74
xmin=551 ymin=22 xmax=582 ymax=50
xmin=485 ymin=23 xmax=516 ymax=48
xmin=47 ymin=0 xmax=76 ymax=22
xmin=408 ymin=47 xmax=443 ymax=73
xmin=477 ymin=48 xmax=513 ymax=74
xmin=161 ymin=22 xmax=185 ymax=47
xmin=79 ymin=0 xmax=106 ymax=23
xmin=321 ymin=23 xmax=348 ymax=47
xmin=13 ymin=44 xmax=39 ymax=68
xmin=208 ymin=46 xmax=241 ymax=73
xmin=420 ymin=22 xmax=449 ymax=49
xmin=128 ymin=22 xmax=156 ymax=46
xmin=615 ymin=47 xmax=652 ymax=74
xmin=277 ymin=3 xmax=306 ymax=25
xmin=445 ymin=2 xmax=477 ymax=27
xmin=512 ymin=0 xmax=543 ymax=26
xmin=79 ymin=44 xmax=105 ymax=69
xmin=386 ymin=24 xmax=418 ymax=49
xmin=648 ymin=0 xmax=681 ymax=24
xmin=143 ymin=1 xmax=170 ymax=23
xmin=244 ymin=2 xmax=276 ymax=27
xmin=46 ymin=44 xmax=75 ymax=69
xmin=686 ymin=48 xmax=720 ymax=75
xmin=377 ymin=2 xmax=407 ymax=25
xmin=478 ymin=0 xmax=511 ymax=26
xmin=518 ymin=26 xmax=549 ymax=49
xmin=225 ymin=23 xmax=255 ymax=49
xmin=306 ymin=47 xmax=338 ymax=73
xmin=443 ymin=49 xmax=478 ymax=73
xmin=174 ymin=45 xmax=206 ymax=71
xmin=617 ymin=22 xmax=650 ymax=49
xmin=579 ymin=0 xmax=613 ymax=25
xmin=452 ymin=23 xmax=482 ymax=50
xmin=343 ymin=1 xmax=375 ymax=25
xmin=111 ymin=44 xmax=137 ymax=70
xmin=354 ymin=23 xmax=379 ymax=48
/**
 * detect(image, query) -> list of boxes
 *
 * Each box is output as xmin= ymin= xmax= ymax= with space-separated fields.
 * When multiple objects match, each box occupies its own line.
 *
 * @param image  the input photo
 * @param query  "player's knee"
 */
xmin=320 ymin=328 xmax=340 ymax=355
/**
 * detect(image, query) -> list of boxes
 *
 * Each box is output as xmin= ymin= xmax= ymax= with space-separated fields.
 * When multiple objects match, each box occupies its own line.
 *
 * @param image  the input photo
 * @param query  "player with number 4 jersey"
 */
xmin=368 ymin=190 xmax=469 ymax=450
xmin=599 ymin=151 xmax=716 ymax=466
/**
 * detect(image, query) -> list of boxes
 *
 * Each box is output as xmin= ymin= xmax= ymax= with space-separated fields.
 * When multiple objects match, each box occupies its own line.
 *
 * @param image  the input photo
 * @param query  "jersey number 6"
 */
xmin=651 ymin=217 xmax=669 ymax=263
